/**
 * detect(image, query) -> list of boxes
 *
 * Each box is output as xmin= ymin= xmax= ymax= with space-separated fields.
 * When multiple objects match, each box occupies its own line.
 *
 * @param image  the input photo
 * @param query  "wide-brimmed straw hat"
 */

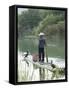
xmin=39 ymin=32 xmax=45 ymax=36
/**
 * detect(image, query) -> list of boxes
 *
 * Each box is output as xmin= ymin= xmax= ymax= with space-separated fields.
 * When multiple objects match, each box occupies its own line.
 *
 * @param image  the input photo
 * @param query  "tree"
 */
xmin=18 ymin=9 xmax=42 ymax=37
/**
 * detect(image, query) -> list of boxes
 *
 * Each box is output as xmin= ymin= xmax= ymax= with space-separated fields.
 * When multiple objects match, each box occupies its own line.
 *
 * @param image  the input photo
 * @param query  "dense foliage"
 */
xmin=18 ymin=9 xmax=65 ymax=37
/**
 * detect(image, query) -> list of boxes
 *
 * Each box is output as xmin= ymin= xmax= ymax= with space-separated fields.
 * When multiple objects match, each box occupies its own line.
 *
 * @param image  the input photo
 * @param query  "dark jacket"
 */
xmin=39 ymin=36 xmax=46 ymax=48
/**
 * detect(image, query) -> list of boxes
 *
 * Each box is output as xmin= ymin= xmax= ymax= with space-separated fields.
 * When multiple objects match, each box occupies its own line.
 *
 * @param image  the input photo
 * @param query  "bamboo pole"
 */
xmin=39 ymin=67 xmax=45 ymax=80
xmin=45 ymin=39 xmax=48 ymax=79
xmin=45 ymin=39 xmax=48 ymax=63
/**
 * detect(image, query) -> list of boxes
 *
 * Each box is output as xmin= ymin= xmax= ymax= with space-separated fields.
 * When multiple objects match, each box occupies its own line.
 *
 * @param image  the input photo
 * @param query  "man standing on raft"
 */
xmin=38 ymin=32 xmax=46 ymax=63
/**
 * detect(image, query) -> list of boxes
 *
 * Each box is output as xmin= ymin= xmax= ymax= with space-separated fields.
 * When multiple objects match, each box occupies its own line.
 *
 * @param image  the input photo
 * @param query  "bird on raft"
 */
xmin=22 ymin=51 xmax=29 ymax=66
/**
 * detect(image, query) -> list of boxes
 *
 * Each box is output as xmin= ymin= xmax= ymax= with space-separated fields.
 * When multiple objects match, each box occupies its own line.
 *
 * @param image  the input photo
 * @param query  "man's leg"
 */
xmin=42 ymin=48 xmax=44 ymax=62
xmin=39 ymin=48 xmax=41 ymax=62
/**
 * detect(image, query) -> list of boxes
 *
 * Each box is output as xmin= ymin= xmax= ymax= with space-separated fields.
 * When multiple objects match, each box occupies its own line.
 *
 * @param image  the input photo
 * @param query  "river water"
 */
xmin=18 ymin=35 xmax=65 ymax=82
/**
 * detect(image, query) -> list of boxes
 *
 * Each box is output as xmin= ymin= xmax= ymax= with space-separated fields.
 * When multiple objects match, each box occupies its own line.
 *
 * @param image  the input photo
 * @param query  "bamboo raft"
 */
xmin=23 ymin=58 xmax=65 ymax=80
xmin=24 ymin=58 xmax=53 ymax=71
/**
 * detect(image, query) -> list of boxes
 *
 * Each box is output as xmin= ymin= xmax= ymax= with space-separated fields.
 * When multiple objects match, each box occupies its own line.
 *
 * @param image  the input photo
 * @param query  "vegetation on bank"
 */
xmin=18 ymin=9 xmax=65 ymax=38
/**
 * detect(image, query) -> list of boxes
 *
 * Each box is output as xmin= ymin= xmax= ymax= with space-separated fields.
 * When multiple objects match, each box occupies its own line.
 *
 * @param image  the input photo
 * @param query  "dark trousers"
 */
xmin=39 ymin=48 xmax=44 ymax=62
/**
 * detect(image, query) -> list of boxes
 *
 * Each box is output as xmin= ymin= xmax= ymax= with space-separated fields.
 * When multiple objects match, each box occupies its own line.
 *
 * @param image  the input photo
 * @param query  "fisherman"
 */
xmin=38 ymin=32 xmax=46 ymax=63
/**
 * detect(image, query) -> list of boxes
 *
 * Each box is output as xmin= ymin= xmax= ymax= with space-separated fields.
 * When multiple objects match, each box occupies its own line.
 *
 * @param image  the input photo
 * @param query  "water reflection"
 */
xmin=18 ymin=52 xmax=65 ymax=82
xmin=18 ymin=35 xmax=65 ymax=82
